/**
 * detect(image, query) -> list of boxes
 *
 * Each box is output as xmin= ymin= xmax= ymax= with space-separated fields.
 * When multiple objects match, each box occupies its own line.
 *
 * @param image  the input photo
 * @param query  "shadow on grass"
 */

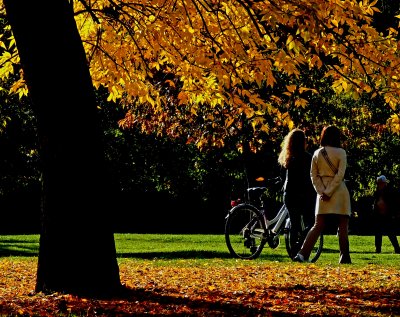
xmin=321 ymin=247 xmax=379 ymax=254
xmin=0 ymin=238 xmax=292 ymax=261
xmin=117 ymin=250 xmax=235 ymax=259
xmin=0 ymin=238 xmax=39 ymax=257
xmin=117 ymin=250 xmax=294 ymax=261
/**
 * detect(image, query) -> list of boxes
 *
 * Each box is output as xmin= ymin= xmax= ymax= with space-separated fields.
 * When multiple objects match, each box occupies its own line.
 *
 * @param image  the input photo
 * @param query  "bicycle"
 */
xmin=224 ymin=176 xmax=323 ymax=262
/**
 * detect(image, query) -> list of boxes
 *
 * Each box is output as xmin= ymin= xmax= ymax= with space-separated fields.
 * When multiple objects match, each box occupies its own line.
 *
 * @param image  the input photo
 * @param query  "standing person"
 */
xmin=372 ymin=175 xmax=400 ymax=254
xmin=293 ymin=125 xmax=352 ymax=264
xmin=278 ymin=128 xmax=316 ymax=258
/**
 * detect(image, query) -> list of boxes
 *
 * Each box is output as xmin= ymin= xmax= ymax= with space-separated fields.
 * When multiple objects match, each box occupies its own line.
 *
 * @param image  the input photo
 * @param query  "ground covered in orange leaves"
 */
xmin=0 ymin=258 xmax=399 ymax=316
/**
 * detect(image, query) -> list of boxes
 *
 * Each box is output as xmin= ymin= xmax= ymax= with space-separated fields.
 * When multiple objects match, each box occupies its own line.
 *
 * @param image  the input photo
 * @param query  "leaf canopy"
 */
xmin=1 ymin=0 xmax=399 ymax=149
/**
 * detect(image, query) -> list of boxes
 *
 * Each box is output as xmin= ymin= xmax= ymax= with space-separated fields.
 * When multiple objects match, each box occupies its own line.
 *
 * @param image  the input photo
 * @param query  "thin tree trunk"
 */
xmin=4 ymin=0 xmax=122 ymax=295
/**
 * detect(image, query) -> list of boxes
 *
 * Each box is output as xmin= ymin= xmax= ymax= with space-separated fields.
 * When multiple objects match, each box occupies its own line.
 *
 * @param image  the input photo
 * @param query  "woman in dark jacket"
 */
xmin=278 ymin=128 xmax=316 ymax=258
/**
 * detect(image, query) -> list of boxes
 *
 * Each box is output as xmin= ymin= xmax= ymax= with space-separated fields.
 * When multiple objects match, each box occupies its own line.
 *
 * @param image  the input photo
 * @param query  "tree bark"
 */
xmin=4 ymin=0 xmax=122 ymax=295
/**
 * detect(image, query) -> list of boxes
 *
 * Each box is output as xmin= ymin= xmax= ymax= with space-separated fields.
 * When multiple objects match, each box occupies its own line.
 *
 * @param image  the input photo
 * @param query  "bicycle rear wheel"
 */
xmin=225 ymin=204 xmax=266 ymax=260
xmin=284 ymin=219 xmax=323 ymax=263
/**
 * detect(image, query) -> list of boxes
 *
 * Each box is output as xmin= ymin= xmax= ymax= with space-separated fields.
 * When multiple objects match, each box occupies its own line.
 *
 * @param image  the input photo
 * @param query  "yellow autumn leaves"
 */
xmin=74 ymin=0 xmax=400 ymax=142
xmin=0 ymin=258 xmax=399 ymax=316
xmin=1 ymin=0 xmax=400 ymax=146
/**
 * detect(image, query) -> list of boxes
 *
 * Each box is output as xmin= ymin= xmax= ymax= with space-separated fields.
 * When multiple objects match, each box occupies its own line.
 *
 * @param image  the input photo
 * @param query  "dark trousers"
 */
xmin=284 ymin=193 xmax=314 ymax=257
xmin=374 ymin=215 xmax=400 ymax=252
xmin=284 ymin=193 xmax=314 ymax=232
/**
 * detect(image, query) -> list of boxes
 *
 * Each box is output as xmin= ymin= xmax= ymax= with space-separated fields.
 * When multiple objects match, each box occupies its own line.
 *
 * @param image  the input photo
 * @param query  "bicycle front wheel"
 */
xmin=284 ymin=219 xmax=324 ymax=263
xmin=225 ymin=204 xmax=266 ymax=260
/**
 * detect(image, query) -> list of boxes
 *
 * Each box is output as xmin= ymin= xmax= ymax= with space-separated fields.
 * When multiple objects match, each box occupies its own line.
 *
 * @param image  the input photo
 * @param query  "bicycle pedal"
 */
xmin=267 ymin=235 xmax=280 ymax=249
xmin=263 ymin=228 xmax=272 ymax=236
xmin=244 ymin=238 xmax=255 ymax=248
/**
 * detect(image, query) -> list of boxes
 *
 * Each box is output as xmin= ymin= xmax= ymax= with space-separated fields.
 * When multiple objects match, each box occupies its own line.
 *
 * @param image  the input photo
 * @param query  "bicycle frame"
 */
xmin=249 ymin=186 xmax=288 ymax=234
xmin=263 ymin=204 xmax=289 ymax=235
xmin=227 ymin=202 xmax=289 ymax=241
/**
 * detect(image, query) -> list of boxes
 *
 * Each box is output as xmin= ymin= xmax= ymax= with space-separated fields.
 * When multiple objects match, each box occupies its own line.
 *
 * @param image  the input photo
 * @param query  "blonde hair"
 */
xmin=278 ymin=128 xmax=306 ymax=168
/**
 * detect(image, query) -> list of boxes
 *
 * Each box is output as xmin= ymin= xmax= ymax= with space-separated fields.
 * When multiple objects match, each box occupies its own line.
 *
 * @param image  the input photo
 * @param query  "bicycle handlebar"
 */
xmin=248 ymin=176 xmax=282 ymax=192
xmin=247 ymin=186 xmax=267 ymax=192
xmin=265 ymin=176 xmax=283 ymax=185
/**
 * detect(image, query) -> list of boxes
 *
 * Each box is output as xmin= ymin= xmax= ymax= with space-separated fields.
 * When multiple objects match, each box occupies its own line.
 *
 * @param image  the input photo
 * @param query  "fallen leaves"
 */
xmin=0 ymin=258 xmax=399 ymax=316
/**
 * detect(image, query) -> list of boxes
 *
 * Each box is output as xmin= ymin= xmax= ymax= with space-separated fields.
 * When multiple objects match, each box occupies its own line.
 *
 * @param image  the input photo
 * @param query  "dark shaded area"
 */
xmin=0 ymin=187 xmax=41 ymax=234
xmin=111 ymin=190 xmax=229 ymax=234
xmin=0 ymin=187 xmax=389 ymax=235
xmin=372 ymin=1 xmax=400 ymax=34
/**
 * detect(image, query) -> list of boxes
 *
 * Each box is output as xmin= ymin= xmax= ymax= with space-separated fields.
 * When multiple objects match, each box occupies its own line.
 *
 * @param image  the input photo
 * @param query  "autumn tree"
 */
xmin=1 ymin=0 xmax=400 ymax=295
xmin=71 ymin=0 xmax=400 ymax=151
xmin=2 ymin=0 xmax=121 ymax=295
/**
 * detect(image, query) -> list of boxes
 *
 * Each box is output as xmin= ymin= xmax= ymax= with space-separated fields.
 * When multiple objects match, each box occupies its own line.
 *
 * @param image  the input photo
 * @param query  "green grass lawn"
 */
xmin=1 ymin=233 xmax=399 ymax=268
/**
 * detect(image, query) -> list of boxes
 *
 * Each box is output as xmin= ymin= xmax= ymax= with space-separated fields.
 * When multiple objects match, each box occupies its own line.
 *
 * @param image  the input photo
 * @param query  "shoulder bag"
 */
xmin=321 ymin=147 xmax=338 ymax=174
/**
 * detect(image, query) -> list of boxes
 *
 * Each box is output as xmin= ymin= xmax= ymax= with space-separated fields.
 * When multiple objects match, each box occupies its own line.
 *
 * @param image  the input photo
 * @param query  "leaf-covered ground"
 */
xmin=0 ymin=258 xmax=399 ymax=316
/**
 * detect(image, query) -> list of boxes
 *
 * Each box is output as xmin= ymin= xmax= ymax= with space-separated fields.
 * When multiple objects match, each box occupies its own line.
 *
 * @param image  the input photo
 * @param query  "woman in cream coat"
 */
xmin=293 ymin=125 xmax=352 ymax=264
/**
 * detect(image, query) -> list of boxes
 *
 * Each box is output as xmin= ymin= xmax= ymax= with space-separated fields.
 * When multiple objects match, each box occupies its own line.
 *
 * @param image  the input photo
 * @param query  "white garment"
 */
xmin=311 ymin=146 xmax=351 ymax=216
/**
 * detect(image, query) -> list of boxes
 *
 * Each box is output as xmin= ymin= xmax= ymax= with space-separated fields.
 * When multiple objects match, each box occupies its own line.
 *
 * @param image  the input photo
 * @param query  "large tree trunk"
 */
xmin=4 ymin=0 xmax=122 ymax=295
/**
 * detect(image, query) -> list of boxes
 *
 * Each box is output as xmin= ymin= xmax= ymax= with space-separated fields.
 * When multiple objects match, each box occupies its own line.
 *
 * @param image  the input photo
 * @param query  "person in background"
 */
xmin=278 ymin=128 xmax=316 ymax=258
xmin=372 ymin=175 xmax=400 ymax=254
xmin=293 ymin=125 xmax=352 ymax=264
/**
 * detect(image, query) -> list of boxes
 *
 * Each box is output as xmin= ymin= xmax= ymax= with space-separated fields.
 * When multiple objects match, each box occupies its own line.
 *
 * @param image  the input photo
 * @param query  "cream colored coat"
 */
xmin=311 ymin=146 xmax=351 ymax=216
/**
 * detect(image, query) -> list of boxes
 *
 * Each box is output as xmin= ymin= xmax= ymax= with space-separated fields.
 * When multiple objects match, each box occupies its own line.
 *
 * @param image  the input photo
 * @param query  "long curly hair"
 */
xmin=278 ymin=128 xmax=306 ymax=168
